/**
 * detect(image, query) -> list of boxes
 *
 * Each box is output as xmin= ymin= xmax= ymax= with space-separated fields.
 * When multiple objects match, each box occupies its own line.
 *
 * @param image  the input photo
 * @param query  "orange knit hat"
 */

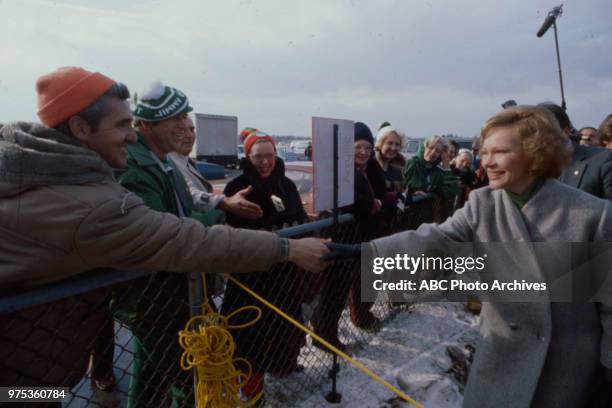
xmin=36 ymin=67 xmax=116 ymax=127
xmin=244 ymin=131 xmax=276 ymax=157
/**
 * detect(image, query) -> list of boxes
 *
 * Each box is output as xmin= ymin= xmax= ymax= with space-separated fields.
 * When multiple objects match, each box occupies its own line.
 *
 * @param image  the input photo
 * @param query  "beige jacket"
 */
xmin=0 ymin=122 xmax=284 ymax=387
xmin=1 ymin=179 xmax=283 ymax=288
xmin=0 ymin=123 xmax=284 ymax=289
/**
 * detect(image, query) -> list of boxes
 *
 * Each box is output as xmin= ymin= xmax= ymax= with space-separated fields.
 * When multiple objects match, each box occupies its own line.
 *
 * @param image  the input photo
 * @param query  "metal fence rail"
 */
xmin=0 ymin=195 xmax=450 ymax=408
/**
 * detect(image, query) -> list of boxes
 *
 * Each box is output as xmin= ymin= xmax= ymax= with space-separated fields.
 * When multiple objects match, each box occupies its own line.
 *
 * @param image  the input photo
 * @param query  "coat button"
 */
xmin=574 ymin=170 xmax=580 ymax=176
xmin=508 ymin=322 xmax=519 ymax=330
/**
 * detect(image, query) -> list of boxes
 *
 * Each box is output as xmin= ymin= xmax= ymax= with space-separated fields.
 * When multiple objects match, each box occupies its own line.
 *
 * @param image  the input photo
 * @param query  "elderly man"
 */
xmin=168 ymin=116 xmax=262 ymax=219
xmin=114 ymin=81 xmax=263 ymax=406
xmin=0 ymin=67 xmax=329 ymax=402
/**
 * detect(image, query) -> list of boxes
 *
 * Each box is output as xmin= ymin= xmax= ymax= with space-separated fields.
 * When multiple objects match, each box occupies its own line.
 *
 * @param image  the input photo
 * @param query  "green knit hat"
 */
xmin=132 ymin=80 xmax=193 ymax=122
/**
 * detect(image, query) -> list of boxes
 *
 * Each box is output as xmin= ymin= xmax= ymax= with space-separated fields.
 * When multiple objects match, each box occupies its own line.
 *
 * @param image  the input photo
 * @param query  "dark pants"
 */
xmin=221 ymin=264 xmax=305 ymax=376
xmin=89 ymin=313 xmax=115 ymax=383
xmin=113 ymin=272 xmax=193 ymax=408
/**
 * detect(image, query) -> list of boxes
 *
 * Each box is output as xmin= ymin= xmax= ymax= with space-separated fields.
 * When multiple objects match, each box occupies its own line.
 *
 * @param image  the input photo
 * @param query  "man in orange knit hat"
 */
xmin=0 ymin=67 xmax=330 ymax=400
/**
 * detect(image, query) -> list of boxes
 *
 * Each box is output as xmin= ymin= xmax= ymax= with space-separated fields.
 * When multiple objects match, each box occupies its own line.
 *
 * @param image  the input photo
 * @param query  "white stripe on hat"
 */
xmin=138 ymin=87 xmax=177 ymax=109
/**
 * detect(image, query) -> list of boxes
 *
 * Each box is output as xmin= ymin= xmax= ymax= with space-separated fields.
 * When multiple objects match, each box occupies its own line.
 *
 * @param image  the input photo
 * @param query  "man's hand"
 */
xmin=219 ymin=186 xmax=263 ymax=219
xmin=288 ymin=238 xmax=331 ymax=273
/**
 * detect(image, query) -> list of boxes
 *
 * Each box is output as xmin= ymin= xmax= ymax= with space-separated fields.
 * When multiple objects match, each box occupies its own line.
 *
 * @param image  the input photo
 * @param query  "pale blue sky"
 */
xmin=1 ymin=0 xmax=611 ymax=137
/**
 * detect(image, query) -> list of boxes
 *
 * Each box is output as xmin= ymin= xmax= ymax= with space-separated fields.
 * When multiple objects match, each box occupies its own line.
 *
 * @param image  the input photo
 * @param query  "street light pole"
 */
xmin=552 ymin=18 xmax=567 ymax=110
xmin=537 ymin=5 xmax=567 ymax=110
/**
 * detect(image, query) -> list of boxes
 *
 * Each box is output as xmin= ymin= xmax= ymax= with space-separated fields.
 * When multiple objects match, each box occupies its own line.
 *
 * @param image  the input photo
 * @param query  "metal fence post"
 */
xmin=187 ymin=271 xmax=204 ymax=406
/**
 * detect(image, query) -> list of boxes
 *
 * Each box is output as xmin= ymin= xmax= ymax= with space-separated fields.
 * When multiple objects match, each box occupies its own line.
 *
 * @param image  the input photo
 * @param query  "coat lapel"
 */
xmin=561 ymin=143 xmax=591 ymax=188
xmin=561 ymin=161 xmax=587 ymax=188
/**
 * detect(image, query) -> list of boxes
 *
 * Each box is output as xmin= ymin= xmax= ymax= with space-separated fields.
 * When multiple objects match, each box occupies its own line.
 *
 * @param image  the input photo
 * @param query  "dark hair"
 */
xmin=354 ymin=121 xmax=374 ymax=145
xmin=449 ymin=140 xmax=460 ymax=151
xmin=54 ymin=82 xmax=130 ymax=136
xmin=537 ymin=102 xmax=572 ymax=130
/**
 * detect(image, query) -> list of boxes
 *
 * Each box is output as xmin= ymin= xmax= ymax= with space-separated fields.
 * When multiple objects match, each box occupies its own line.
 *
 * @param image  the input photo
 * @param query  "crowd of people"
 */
xmin=1 ymin=65 xmax=612 ymax=408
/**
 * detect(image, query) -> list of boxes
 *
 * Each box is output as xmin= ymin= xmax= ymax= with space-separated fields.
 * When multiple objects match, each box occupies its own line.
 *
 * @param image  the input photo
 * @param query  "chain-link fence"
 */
xmin=0 ymin=195 xmax=452 ymax=407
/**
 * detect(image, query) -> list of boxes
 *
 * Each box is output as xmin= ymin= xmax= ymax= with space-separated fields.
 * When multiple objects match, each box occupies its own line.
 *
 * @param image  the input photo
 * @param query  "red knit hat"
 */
xmin=239 ymin=127 xmax=258 ymax=144
xmin=36 ymin=67 xmax=116 ymax=127
xmin=244 ymin=131 xmax=276 ymax=157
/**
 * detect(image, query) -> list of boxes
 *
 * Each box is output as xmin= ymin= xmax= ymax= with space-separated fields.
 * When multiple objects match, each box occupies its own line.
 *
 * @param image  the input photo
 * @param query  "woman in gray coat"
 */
xmin=366 ymin=106 xmax=612 ymax=407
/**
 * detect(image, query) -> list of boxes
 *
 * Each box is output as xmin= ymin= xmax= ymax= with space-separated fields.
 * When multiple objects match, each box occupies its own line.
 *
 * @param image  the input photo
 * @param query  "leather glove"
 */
xmin=322 ymin=243 xmax=361 ymax=261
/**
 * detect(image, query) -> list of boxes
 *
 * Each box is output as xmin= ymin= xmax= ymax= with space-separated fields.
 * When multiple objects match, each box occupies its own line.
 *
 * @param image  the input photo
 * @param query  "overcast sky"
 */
xmin=1 ymin=0 xmax=611 ymax=138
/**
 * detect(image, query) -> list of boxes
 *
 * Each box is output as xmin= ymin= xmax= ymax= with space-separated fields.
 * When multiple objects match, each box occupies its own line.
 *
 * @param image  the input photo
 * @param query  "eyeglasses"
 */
xmin=355 ymin=145 xmax=373 ymax=153
xmin=249 ymin=153 xmax=276 ymax=163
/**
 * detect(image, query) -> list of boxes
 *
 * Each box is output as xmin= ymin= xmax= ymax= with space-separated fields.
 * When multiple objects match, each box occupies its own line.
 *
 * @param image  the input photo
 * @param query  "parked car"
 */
xmin=285 ymin=161 xmax=314 ymax=216
xmin=195 ymin=160 xmax=226 ymax=180
xmin=401 ymin=139 xmax=421 ymax=160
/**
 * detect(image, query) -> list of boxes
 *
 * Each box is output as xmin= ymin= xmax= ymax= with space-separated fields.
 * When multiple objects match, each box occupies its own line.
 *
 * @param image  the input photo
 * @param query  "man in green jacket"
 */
xmin=113 ymin=81 xmax=238 ymax=407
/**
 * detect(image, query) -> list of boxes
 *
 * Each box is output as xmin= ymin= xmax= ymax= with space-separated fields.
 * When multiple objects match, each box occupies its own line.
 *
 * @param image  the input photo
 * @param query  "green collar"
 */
xmin=127 ymin=132 xmax=164 ymax=167
xmin=506 ymin=177 xmax=545 ymax=209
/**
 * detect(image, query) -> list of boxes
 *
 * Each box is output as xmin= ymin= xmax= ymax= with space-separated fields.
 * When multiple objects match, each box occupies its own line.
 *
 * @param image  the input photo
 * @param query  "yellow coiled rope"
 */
xmin=178 ymin=277 xmax=264 ymax=407
xmin=179 ymin=273 xmax=423 ymax=408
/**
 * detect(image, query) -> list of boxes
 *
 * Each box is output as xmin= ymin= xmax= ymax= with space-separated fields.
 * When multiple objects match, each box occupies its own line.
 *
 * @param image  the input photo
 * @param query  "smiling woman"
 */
xmin=367 ymin=105 xmax=612 ymax=408
xmin=480 ymin=105 xmax=570 ymax=194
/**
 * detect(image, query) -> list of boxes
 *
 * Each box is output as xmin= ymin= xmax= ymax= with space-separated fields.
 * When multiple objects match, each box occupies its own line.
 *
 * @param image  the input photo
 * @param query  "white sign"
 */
xmin=312 ymin=117 xmax=354 ymax=212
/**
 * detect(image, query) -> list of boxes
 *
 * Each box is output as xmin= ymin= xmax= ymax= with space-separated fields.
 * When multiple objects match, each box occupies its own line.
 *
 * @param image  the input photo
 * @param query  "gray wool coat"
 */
xmin=370 ymin=179 xmax=612 ymax=408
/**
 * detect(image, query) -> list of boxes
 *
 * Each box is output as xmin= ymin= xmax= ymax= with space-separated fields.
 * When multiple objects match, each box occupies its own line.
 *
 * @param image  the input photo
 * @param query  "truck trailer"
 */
xmin=192 ymin=113 xmax=238 ymax=167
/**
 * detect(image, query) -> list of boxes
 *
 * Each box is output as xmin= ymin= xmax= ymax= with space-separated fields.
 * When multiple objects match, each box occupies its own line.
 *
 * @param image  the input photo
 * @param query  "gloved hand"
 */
xmin=322 ymin=243 xmax=361 ymax=261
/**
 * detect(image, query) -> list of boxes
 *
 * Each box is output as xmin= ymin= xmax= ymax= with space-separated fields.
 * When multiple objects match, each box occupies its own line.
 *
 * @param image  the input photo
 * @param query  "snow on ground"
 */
xmin=267 ymin=302 xmax=480 ymax=408
xmin=65 ymin=302 xmax=480 ymax=407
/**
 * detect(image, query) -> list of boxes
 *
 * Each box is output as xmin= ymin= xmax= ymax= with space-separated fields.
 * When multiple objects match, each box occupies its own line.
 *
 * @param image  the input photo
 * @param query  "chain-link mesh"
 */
xmin=0 ymin=196 xmax=452 ymax=407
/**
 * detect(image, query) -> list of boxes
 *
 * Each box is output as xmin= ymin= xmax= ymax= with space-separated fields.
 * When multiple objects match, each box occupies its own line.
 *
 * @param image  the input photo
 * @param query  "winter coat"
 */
xmin=403 ymin=143 xmax=460 ymax=199
xmin=373 ymin=151 xmax=404 ymax=194
xmin=0 ymin=122 xmax=285 ymax=387
xmin=368 ymin=154 xmax=403 ymax=211
xmin=370 ymin=178 xmax=612 ymax=408
xmin=168 ymin=152 xmax=226 ymax=213
xmin=223 ymin=158 xmax=307 ymax=229
xmin=116 ymin=133 xmax=225 ymax=226
xmin=561 ymin=142 xmax=612 ymax=200
xmin=221 ymin=157 xmax=306 ymax=374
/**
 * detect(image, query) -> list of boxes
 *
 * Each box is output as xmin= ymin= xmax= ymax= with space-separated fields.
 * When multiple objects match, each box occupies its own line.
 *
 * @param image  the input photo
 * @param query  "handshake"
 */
xmin=287 ymin=239 xmax=362 ymax=274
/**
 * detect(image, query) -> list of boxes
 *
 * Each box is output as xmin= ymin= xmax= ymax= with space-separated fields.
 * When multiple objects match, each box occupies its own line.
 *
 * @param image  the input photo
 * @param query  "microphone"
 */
xmin=537 ymin=5 xmax=563 ymax=37
xmin=537 ymin=15 xmax=556 ymax=37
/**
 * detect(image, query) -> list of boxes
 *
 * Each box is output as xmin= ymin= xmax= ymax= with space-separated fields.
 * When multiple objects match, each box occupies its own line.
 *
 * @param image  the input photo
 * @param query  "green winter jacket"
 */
xmin=402 ymin=141 xmax=460 ymax=199
xmin=116 ymin=133 xmax=225 ymax=226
